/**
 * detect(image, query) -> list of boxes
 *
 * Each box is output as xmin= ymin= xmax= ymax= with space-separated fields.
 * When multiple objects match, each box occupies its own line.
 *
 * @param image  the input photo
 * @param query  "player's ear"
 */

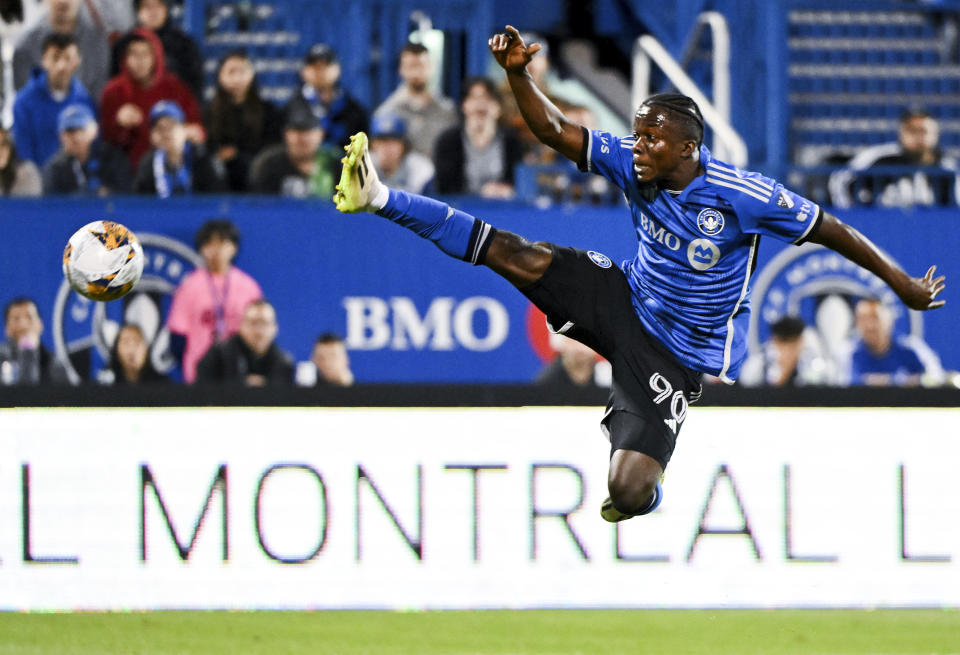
xmin=680 ymin=139 xmax=697 ymax=158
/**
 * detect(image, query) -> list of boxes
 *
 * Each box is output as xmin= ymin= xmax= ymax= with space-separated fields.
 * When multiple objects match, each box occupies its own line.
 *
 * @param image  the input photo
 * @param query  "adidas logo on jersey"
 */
xmin=777 ymin=191 xmax=795 ymax=209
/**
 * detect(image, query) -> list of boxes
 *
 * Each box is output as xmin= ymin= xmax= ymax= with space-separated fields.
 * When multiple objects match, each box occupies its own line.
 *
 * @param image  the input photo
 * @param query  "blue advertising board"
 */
xmin=0 ymin=197 xmax=956 ymax=383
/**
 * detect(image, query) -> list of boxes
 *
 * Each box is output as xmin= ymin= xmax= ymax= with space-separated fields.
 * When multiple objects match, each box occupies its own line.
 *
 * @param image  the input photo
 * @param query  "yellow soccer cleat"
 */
xmin=600 ymin=496 xmax=634 ymax=523
xmin=333 ymin=132 xmax=382 ymax=213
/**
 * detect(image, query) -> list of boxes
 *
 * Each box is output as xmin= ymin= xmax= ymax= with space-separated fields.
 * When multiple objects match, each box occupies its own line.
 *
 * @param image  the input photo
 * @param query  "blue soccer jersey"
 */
xmin=580 ymin=129 xmax=822 ymax=382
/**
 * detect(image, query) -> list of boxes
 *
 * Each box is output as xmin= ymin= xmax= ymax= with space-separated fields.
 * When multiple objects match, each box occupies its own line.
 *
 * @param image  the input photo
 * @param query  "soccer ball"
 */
xmin=62 ymin=221 xmax=144 ymax=302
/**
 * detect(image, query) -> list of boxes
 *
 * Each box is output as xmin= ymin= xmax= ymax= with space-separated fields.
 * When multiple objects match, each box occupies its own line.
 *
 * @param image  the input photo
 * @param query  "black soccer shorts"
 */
xmin=520 ymin=245 xmax=702 ymax=469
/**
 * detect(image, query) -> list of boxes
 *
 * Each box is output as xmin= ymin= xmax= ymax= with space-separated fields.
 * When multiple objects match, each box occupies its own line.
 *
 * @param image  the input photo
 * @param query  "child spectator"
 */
xmin=248 ymin=105 xmax=339 ymax=197
xmin=204 ymin=49 xmax=282 ymax=192
xmin=100 ymin=27 xmax=203 ymax=169
xmin=13 ymin=0 xmax=111 ymax=101
xmin=284 ymin=43 xmax=367 ymax=150
xmin=373 ymin=42 xmax=457 ymax=158
xmin=133 ymin=100 xmax=226 ymax=196
xmin=165 ymin=219 xmax=262 ymax=383
xmin=97 ymin=322 xmax=168 ymax=385
xmin=110 ymin=0 xmax=204 ymax=100
xmin=12 ymin=32 xmax=96 ymax=168
xmin=433 ymin=76 xmax=522 ymax=198
xmin=43 ymin=103 xmax=132 ymax=195
xmin=0 ymin=127 xmax=42 ymax=197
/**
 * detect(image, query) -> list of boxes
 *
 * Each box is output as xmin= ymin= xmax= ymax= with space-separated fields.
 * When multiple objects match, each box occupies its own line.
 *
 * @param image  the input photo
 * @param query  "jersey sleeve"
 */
xmin=732 ymin=181 xmax=823 ymax=245
xmin=577 ymin=127 xmax=635 ymax=192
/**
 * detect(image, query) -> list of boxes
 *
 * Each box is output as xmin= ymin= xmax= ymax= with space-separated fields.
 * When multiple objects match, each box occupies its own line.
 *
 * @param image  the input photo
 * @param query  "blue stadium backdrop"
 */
xmin=1 ymin=197 xmax=956 ymax=383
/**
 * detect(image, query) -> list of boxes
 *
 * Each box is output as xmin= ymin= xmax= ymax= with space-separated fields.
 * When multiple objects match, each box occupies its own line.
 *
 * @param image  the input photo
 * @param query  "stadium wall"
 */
xmin=1 ymin=405 xmax=957 ymax=610
xmin=0 ymin=198 xmax=956 ymax=384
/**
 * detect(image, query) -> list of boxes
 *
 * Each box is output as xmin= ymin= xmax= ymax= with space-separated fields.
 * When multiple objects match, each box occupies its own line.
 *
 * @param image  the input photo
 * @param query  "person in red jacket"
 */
xmin=100 ymin=27 xmax=204 ymax=169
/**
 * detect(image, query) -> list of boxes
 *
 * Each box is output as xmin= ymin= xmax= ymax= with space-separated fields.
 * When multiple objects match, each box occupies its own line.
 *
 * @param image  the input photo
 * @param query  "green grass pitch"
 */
xmin=1 ymin=609 xmax=958 ymax=655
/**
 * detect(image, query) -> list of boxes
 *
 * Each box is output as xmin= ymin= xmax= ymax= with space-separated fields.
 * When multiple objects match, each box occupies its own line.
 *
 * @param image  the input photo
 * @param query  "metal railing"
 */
xmin=632 ymin=11 xmax=747 ymax=166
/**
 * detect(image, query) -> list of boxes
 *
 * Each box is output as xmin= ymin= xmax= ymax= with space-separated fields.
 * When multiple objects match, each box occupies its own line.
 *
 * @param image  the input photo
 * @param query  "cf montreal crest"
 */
xmin=697 ymin=208 xmax=725 ymax=235
xmin=588 ymin=250 xmax=613 ymax=268
xmin=749 ymin=242 xmax=923 ymax=371
xmin=53 ymin=233 xmax=202 ymax=383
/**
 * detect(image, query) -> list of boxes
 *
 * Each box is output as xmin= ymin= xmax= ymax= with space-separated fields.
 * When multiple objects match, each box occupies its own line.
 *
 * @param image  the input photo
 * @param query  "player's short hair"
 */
xmin=42 ymin=32 xmax=77 ymax=54
xmin=3 ymin=296 xmax=38 ymax=325
xmin=770 ymin=315 xmax=805 ymax=341
xmin=194 ymin=219 xmax=240 ymax=249
xmin=314 ymin=332 xmax=345 ymax=346
xmin=640 ymin=93 xmax=704 ymax=146
xmin=400 ymin=42 xmax=429 ymax=57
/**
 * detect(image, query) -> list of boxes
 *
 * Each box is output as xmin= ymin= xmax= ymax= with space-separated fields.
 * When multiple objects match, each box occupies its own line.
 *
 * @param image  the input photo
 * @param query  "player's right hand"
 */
xmin=489 ymin=25 xmax=542 ymax=74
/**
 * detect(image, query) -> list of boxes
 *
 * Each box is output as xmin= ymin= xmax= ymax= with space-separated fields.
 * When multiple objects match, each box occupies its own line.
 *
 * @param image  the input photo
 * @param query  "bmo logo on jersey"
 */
xmin=638 ymin=212 xmax=682 ymax=251
xmin=343 ymin=296 xmax=509 ymax=352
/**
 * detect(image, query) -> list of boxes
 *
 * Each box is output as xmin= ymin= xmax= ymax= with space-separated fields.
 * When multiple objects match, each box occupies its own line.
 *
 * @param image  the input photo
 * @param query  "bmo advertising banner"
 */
xmin=1 ymin=406 xmax=958 ymax=610
xmin=0 ymin=198 xmax=957 ymax=383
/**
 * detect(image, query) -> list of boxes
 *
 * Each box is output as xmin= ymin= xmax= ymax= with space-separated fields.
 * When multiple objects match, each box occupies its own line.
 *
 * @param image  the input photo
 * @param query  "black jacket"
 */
xmin=433 ymin=126 xmax=523 ymax=194
xmin=194 ymin=334 xmax=294 ymax=385
xmin=42 ymin=139 xmax=133 ymax=195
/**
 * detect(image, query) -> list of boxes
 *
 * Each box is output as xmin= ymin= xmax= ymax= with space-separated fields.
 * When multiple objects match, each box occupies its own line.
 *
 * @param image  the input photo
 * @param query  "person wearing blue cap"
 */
xmin=43 ymin=103 xmax=132 ymax=195
xmin=368 ymin=113 xmax=434 ymax=195
xmin=12 ymin=33 xmax=97 ymax=168
xmin=133 ymin=100 xmax=227 ymax=197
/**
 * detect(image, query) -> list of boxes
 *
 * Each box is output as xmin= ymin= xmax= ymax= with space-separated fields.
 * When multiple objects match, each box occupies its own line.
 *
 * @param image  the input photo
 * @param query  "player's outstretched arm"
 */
xmin=489 ymin=25 xmax=584 ymax=163
xmin=810 ymin=212 xmax=946 ymax=310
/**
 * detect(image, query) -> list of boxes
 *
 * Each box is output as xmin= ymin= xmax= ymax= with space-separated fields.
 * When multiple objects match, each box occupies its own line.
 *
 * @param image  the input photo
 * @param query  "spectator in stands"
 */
xmin=297 ymin=332 xmax=354 ymax=387
xmin=433 ymin=76 xmax=522 ymax=198
xmin=0 ymin=297 xmax=69 ymax=385
xmin=285 ymin=43 xmax=368 ymax=150
xmin=248 ymin=105 xmax=339 ymax=197
xmin=12 ymin=33 xmax=96 ymax=168
xmin=195 ymin=299 xmax=294 ymax=387
xmin=97 ymin=322 xmax=168 ymax=385
xmin=205 ymin=49 xmax=282 ymax=192
xmin=109 ymin=0 xmax=204 ymax=101
xmin=43 ymin=103 xmax=132 ymax=195
xmin=495 ymin=32 xmax=629 ymax=159
xmin=373 ymin=42 xmax=457 ymax=158
xmin=368 ymin=114 xmax=434 ymax=194
xmin=166 ymin=219 xmax=263 ymax=384
xmin=739 ymin=316 xmax=835 ymax=387
xmin=829 ymin=108 xmax=960 ymax=208
xmin=101 ymin=28 xmax=203 ymax=169
xmin=536 ymin=333 xmax=607 ymax=391
xmin=0 ymin=127 xmax=42 ymax=196
xmin=848 ymin=298 xmax=943 ymax=386
xmin=134 ymin=100 xmax=227 ymax=196
xmin=12 ymin=0 xmax=111 ymax=101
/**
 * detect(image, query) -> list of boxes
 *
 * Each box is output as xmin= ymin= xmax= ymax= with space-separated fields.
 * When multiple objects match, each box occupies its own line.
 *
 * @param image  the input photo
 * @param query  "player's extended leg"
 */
xmin=333 ymin=132 xmax=552 ymax=286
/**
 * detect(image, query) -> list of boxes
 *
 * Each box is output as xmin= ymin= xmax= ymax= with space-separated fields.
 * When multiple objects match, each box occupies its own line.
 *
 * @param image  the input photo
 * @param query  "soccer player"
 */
xmin=334 ymin=26 xmax=946 ymax=523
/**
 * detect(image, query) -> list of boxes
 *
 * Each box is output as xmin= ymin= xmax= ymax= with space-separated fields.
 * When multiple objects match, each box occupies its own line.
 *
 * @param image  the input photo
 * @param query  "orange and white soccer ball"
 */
xmin=62 ymin=221 xmax=144 ymax=302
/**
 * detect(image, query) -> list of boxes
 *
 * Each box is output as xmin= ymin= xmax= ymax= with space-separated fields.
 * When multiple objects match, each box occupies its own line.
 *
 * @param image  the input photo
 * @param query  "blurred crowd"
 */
xmin=0 ymin=0 xmax=615 ymax=203
xmin=0 ymin=0 xmax=952 ymax=389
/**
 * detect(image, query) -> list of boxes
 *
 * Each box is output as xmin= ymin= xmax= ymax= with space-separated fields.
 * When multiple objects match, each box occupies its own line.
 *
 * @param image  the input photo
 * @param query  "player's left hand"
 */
xmin=489 ymin=25 xmax=542 ymax=75
xmin=899 ymin=265 xmax=946 ymax=310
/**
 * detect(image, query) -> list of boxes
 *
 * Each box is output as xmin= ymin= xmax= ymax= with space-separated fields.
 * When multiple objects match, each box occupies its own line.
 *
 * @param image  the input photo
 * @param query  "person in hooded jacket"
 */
xmin=109 ymin=0 xmax=204 ymax=100
xmin=100 ymin=27 xmax=203 ymax=169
